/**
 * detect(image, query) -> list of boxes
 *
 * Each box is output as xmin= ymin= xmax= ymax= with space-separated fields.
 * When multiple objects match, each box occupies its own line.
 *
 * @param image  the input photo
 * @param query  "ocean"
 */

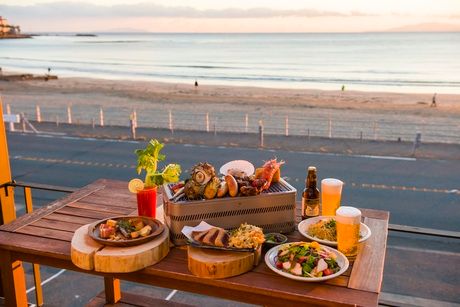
xmin=1 ymin=32 xmax=459 ymax=93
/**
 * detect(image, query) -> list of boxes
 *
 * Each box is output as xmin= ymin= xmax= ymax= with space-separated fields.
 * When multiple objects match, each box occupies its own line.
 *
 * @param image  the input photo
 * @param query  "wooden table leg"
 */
xmin=0 ymin=251 xmax=28 ymax=307
xmin=104 ymin=276 xmax=121 ymax=304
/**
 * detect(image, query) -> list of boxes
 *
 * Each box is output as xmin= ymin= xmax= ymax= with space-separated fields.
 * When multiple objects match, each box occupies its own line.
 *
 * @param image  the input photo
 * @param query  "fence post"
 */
xmin=99 ymin=107 xmax=104 ymax=127
xmin=328 ymin=119 xmax=332 ymax=138
xmin=245 ymin=113 xmax=248 ymax=133
xmin=285 ymin=116 xmax=289 ymax=136
xmin=373 ymin=121 xmax=378 ymax=140
xmin=259 ymin=120 xmax=264 ymax=148
xmin=92 ymin=118 xmax=95 ymax=129
xmin=130 ymin=113 xmax=136 ymax=139
xmin=20 ymin=113 xmax=26 ymax=132
xmin=412 ymin=132 xmax=421 ymax=156
xmin=67 ymin=105 xmax=72 ymax=124
xmin=214 ymin=123 xmax=217 ymax=136
xmin=36 ymin=105 xmax=41 ymax=122
xmin=133 ymin=109 xmax=137 ymax=128
xmin=205 ymin=112 xmax=210 ymax=132
xmin=56 ymin=115 xmax=59 ymax=127
xmin=360 ymin=131 xmax=363 ymax=142
xmin=307 ymin=128 xmax=310 ymax=143
xmin=6 ymin=104 xmax=14 ymax=132
xmin=169 ymin=110 xmax=174 ymax=133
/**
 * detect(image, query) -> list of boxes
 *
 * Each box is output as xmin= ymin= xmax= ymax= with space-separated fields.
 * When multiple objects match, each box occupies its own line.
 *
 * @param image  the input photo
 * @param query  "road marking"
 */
xmin=11 ymin=155 xmax=134 ymax=169
xmin=388 ymin=245 xmax=460 ymax=257
xmin=165 ymin=289 xmax=178 ymax=301
xmin=26 ymin=269 xmax=66 ymax=294
xmin=351 ymin=182 xmax=459 ymax=194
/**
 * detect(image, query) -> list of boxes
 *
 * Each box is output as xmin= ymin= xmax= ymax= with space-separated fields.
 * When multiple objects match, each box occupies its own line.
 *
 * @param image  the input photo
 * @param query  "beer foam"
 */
xmin=321 ymin=178 xmax=343 ymax=187
xmin=336 ymin=206 xmax=361 ymax=218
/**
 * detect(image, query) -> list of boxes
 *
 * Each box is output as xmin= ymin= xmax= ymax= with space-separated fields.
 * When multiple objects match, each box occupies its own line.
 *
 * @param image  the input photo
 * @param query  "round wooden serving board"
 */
xmin=71 ymin=223 xmax=170 ymax=273
xmin=187 ymin=245 xmax=261 ymax=279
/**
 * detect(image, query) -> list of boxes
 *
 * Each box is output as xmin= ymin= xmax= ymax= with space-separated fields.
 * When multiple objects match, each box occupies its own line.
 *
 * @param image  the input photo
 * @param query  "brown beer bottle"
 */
xmin=301 ymin=166 xmax=320 ymax=220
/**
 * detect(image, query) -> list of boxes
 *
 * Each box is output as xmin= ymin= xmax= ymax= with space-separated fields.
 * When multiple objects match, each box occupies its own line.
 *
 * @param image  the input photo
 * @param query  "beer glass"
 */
xmin=336 ymin=206 xmax=361 ymax=258
xmin=321 ymin=178 xmax=343 ymax=216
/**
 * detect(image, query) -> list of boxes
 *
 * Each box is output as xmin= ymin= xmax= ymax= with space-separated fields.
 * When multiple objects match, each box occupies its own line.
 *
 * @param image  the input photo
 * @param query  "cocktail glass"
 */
xmin=136 ymin=187 xmax=157 ymax=218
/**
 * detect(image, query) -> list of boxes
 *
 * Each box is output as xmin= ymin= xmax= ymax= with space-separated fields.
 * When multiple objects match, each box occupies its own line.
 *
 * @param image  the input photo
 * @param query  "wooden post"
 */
xmin=36 ymin=105 xmax=41 ymax=123
xmin=245 ymin=113 xmax=249 ymax=133
xmin=259 ymin=120 xmax=264 ymax=148
xmin=412 ymin=132 xmax=422 ymax=156
xmin=360 ymin=131 xmax=363 ymax=142
xmin=67 ymin=105 xmax=72 ymax=124
xmin=328 ymin=119 xmax=332 ymax=138
xmin=104 ymin=277 xmax=121 ymax=304
xmin=24 ymin=187 xmax=44 ymax=307
xmin=99 ymin=107 xmax=104 ymax=127
xmin=56 ymin=115 xmax=59 ymax=127
xmin=0 ymin=251 xmax=28 ymax=307
xmin=0 ymin=101 xmax=16 ymax=225
xmin=206 ymin=112 xmax=210 ymax=132
xmin=307 ymin=128 xmax=310 ymax=143
xmin=168 ymin=110 xmax=173 ymax=133
xmin=92 ymin=118 xmax=95 ymax=129
xmin=6 ymin=104 xmax=14 ymax=132
xmin=285 ymin=116 xmax=289 ymax=136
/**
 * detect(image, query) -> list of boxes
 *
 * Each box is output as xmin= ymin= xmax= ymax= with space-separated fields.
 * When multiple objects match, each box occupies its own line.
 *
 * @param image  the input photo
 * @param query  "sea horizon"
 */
xmin=1 ymin=32 xmax=459 ymax=94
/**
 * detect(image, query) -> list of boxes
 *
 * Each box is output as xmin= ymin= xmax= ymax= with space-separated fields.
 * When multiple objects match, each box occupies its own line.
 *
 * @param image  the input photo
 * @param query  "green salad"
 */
xmin=275 ymin=242 xmax=341 ymax=278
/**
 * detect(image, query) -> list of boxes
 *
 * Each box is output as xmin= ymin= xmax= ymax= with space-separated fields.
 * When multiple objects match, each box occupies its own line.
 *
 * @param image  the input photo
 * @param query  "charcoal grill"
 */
xmin=162 ymin=178 xmax=297 ymax=245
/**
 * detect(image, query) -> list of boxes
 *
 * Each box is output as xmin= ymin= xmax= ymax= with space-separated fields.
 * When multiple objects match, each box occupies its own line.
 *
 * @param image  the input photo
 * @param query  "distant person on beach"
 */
xmin=195 ymin=80 xmax=198 ymax=87
xmin=431 ymin=93 xmax=437 ymax=107
xmin=341 ymin=85 xmax=345 ymax=91
xmin=47 ymin=67 xmax=51 ymax=75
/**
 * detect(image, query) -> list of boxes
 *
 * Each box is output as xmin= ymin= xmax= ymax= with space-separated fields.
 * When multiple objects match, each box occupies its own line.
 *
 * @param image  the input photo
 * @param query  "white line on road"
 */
xmin=165 ymin=289 xmax=178 ymax=301
xmin=26 ymin=269 xmax=67 ymax=294
xmin=388 ymin=245 xmax=460 ymax=257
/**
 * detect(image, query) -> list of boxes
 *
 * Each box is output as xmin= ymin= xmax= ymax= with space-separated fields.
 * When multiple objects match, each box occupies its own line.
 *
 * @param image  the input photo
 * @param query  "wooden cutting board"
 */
xmin=71 ymin=223 xmax=170 ymax=273
xmin=187 ymin=245 xmax=261 ymax=279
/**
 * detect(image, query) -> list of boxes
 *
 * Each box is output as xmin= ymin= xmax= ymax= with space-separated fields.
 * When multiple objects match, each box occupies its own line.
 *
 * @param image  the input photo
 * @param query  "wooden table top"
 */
xmin=0 ymin=179 xmax=389 ymax=307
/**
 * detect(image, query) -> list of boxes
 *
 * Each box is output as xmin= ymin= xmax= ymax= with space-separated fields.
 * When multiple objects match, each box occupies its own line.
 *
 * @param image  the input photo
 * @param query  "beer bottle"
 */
xmin=301 ymin=166 xmax=320 ymax=219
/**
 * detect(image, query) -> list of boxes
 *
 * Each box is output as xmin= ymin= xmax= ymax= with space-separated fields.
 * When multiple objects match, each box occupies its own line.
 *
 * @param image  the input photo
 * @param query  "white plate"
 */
xmin=219 ymin=160 xmax=255 ymax=176
xmin=298 ymin=216 xmax=371 ymax=247
xmin=264 ymin=242 xmax=349 ymax=282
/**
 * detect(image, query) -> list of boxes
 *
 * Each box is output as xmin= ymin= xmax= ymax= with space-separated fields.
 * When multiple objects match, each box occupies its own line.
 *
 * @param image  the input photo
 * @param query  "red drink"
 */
xmin=136 ymin=187 xmax=157 ymax=218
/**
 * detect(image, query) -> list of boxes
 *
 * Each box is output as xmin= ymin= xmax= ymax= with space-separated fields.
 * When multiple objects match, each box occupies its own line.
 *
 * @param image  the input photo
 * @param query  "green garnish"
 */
xmin=135 ymin=139 xmax=182 ymax=188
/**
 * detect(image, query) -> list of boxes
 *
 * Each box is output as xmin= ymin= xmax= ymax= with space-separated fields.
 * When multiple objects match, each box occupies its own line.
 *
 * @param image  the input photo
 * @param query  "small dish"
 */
xmin=264 ymin=233 xmax=288 ymax=247
xmin=219 ymin=160 xmax=255 ymax=176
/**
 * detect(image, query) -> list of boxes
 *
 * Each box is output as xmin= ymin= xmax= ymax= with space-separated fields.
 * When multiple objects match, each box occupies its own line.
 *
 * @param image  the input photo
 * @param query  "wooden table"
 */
xmin=0 ymin=179 xmax=389 ymax=307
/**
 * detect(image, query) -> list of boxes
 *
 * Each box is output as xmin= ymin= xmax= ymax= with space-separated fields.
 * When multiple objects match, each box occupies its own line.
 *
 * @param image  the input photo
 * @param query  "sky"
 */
xmin=1 ymin=0 xmax=460 ymax=32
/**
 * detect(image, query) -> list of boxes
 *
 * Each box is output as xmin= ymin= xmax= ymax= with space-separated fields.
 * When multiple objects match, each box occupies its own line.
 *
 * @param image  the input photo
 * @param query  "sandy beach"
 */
xmin=1 ymin=73 xmax=459 ymax=143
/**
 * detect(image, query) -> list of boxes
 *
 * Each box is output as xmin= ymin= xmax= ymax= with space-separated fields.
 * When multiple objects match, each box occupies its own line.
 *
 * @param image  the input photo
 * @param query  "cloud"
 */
xmin=0 ymin=2 xmax=374 ymax=19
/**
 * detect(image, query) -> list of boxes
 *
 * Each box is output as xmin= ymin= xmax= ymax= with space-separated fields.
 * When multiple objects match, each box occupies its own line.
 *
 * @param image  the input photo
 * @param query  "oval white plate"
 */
xmin=219 ymin=160 xmax=255 ymax=176
xmin=298 ymin=216 xmax=371 ymax=247
xmin=264 ymin=242 xmax=349 ymax=282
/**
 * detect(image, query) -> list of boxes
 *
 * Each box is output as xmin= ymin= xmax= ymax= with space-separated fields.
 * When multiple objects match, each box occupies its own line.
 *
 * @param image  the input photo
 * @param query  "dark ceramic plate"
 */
xmin=187 ymin=240 xmax=255 ymax=252
xmin=88 ymin=216 xmax=164 ymax=247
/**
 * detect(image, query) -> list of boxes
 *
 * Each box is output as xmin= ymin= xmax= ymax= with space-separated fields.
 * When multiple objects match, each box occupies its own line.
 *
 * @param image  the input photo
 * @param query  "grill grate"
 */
xmin=168 ymin=180 xmax=293 ymax=203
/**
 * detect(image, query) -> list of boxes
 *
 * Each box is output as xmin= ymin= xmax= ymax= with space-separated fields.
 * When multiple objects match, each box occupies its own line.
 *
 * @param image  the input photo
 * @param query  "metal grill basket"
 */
xmin=162 ymin=178 xmax=297 ymax=245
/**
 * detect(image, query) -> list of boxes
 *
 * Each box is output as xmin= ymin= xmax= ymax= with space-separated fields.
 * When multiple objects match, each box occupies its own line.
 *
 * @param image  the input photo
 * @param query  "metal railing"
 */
xmin=1 ymin=181 xmax=459 ymax=306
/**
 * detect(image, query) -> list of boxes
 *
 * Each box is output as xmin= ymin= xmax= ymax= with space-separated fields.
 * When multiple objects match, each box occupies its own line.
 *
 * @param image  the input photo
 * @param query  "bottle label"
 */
xmin=302 ymin=197 xmax=319 ymax=217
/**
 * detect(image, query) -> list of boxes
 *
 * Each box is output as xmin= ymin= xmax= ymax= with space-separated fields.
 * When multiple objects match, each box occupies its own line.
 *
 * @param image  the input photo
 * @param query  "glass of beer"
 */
xmin=321 ymin=178 xmax=343 ymax=216
xmin=336 ymin=206 xmax=361 ymax=259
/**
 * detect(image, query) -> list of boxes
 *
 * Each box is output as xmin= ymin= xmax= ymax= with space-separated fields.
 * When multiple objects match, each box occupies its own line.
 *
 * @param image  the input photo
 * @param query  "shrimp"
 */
xmin=260 ymin=158 xmax=284 ymax=190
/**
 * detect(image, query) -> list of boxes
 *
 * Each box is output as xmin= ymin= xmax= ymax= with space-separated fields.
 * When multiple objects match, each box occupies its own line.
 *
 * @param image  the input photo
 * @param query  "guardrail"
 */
xmin=4 ymin=103 xmax=460 ymax=144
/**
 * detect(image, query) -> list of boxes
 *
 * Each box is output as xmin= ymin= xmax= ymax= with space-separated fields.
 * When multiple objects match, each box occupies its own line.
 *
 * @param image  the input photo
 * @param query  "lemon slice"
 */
xmin=128 ymin=178 xmax=144 ymax=193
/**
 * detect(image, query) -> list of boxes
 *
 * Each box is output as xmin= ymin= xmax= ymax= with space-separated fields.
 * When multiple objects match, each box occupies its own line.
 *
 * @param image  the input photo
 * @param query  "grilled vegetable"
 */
xmin=139 ymin=225 xmax=152 ymax=237
xmin=217 ymin=181 xmax=228 ymax=198
xmin=204 ymin=176 xmax=220 ymax=199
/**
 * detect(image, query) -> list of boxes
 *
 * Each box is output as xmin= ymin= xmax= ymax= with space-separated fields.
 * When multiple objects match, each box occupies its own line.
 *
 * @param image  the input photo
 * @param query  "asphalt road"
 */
xmin=4 ymin=132 xmax=460 ymax=306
